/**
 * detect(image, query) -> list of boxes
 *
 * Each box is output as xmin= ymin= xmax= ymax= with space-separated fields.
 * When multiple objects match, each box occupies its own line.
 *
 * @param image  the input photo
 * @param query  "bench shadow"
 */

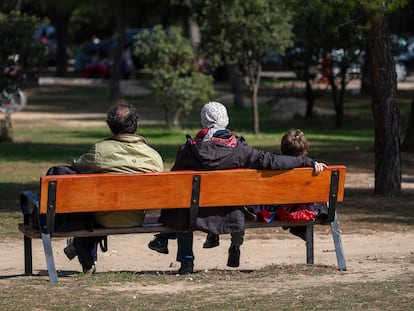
xmin=50 ymin=269 xmax=259 ymax=278
xmin=0 ymin=274 xmax=27 ymax=280
xmin=116 ymin=269 xmax=256 ymax=275
xmin=38 ymin=270 xmax=184 ymax=278
xmin=0 ymin=270 xmax=81 ymax=280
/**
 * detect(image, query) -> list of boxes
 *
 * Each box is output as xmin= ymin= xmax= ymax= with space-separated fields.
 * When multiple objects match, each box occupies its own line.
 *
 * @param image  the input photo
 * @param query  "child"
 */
xmin=276 ymin=129 xmax=326 ymax=239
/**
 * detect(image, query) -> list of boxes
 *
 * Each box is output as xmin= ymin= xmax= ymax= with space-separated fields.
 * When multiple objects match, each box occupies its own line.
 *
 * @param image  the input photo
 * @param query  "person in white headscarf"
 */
xmin=149 ymin=101 xmax=327 ymax=274
xmin=200 ymin=101 xmax=230 ymax=140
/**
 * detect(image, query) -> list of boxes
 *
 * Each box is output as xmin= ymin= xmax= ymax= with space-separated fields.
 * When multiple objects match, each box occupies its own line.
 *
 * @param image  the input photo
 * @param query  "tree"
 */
xmin=361 ymin=0 xmax=406 ymax=195
xmin=134 ymin=25 xmax=215 ymax=128
xmin=109 ymin=0 xmax=127 ymax=101
xmin=20 ymin=0 xmax=78 ymax=77
xmin=287 ymin=2 xmax=326 ymax=120
xmin=0 ymin=11 xmax=45 ymax=141
xmin=289 ymin=1 xmax=365 ymax=127
xmin=70 ymin=0 xmax=194 ymax=101
xmin=198 ymin=0 xmax=294 ymax=134
xmin=294 ymin=0 xmax=405 ymax=195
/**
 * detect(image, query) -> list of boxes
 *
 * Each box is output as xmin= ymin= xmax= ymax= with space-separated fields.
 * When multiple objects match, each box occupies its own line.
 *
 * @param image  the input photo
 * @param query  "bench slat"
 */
xmin=198 ymin=167 xmax=344 ymax=207
xmin=40 ymin=173 xmax=195 ymax=214
xmin=18 ymin=218 xmax=323 ymax=238
xmin=39 ymin=166 xmax=345 ymax=214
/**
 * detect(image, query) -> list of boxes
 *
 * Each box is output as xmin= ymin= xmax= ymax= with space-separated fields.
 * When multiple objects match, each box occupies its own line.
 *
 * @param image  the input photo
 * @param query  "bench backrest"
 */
xmin=39 ymin=166 xmax=345 ymax=214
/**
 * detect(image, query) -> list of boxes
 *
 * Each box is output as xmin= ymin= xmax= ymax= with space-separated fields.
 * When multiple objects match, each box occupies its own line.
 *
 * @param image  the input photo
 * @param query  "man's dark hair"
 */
xmin=106 ymin=101 xmax=139 ymax=135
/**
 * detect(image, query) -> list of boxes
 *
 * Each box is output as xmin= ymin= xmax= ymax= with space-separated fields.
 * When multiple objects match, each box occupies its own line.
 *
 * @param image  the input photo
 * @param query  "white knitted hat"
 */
xmin=200 ymin=101 xmax=229 ymax=129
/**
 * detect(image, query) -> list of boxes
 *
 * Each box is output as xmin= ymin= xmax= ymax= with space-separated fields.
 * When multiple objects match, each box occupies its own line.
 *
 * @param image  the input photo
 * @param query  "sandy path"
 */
xmin=2 ymin=229 xmax=413 ymax=286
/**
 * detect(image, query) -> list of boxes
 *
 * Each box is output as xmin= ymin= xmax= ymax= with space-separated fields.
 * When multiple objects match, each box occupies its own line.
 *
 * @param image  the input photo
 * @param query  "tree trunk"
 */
xmin=251 ymin=88 xmax=259 ymax=134
xmin=304 ymin=78 xmax=314 ymax=119
xmin=172 ymin=106 xmax=183 ymax=128
xmin=365 ymin=12 xmax=401 ymax=195
xmin=165 ymin=105 xmax=171 ymax=128
xmin=50 ymin=10 xmax=71 ymax=77
xmin=248 ymin=64 xmax=261 ymax=134
xmin=401 ymin=90 xmax=414 ymax=152
xmin=109 ymin=1 xmax=126 ymax=102
xmin=229 ymin=66 xmax=245 ymax=109
xmin=328 ymin=75 xmax=341 ymax=127
xmin=336 ymin=70 xmax=347 ymax=128
xmin=324 ymin=57 xmax=343 ymax=127
xmin=0 ymin=113 xmax=13 ymax=142
xmin=304 ymin=62 xmax=316 ymax=119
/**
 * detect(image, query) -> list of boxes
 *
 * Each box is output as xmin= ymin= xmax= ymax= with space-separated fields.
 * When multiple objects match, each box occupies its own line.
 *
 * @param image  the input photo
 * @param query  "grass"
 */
xmin=0 ymin=82 xmax=412 ymax=222
xmin=0 ymin=81 xmax=413 ymax=310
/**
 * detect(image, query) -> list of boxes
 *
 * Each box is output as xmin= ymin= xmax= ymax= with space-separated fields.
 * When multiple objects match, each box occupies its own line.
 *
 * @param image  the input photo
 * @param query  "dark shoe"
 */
xmin=289 ymin=227 xmax=306 ymax=241
xmin=227 ymin=245 xmax=240 ymax=267
xmin=178 ymin=261 xmax=194 ymax=274
xmin=148 ymin=236 xmax=169 ymax=254
xmin=203 ymin=233 xmax=220 ymax=248
xmin=64 ymin=237 xmax=77 ymax=260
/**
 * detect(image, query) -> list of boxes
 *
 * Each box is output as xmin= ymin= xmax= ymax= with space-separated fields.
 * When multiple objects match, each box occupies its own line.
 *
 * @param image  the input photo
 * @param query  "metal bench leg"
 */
xmin=24 ymin=236 xmax=33 ymax=275
xmin=41 ymin=233 xmax=58 ymax=283
xmin=330 ymin=212 xmax=347 ymax=271
xmin=305 ymin=225 xmax=314 ymax=265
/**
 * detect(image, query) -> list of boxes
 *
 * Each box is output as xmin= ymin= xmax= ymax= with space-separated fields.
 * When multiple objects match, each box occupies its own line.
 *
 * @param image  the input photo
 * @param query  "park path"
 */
xmin=1 ymin=229 xmax=413 ymax=290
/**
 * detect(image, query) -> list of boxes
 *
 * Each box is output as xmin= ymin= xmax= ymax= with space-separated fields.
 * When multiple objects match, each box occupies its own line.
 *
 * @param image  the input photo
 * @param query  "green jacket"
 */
xmin=71 ymin=134 xmax=164 ymax=227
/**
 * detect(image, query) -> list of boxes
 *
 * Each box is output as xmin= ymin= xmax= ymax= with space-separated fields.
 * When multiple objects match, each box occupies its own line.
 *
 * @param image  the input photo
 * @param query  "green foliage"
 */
xmin=199 ymin=0 xmax=294 ymax=69
xmin=0 ymin=11 xmax=45 ymax=90
xmin=358 ymin=0 xmax=407 ymax=14
xmin=198 ymin=0 xmax=294 ymax=133
xmin=133 ymin=25 xmax=214 ymax=127
xmin=291 ymin=1 xmax=365 ymax=63
xmin=69 ymin=2 xmax=115 ymax=45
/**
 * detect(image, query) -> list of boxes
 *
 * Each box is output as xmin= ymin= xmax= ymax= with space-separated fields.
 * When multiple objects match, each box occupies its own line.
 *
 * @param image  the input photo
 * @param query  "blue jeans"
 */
xmin=158 ymin=231 xmax=244 ymax=263
xmin=157 ymin=232 xmax=194 ymax=263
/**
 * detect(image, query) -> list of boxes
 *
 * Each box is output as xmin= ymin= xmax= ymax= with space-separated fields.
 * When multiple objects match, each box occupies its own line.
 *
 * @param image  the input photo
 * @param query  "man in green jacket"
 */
xmin=65 ymin=101 xmax=164 ymax=273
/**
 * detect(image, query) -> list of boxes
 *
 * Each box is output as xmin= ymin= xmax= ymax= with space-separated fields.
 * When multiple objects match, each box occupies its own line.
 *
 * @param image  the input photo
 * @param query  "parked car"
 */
xmin=74 ymin=29 xmax=147 ymax=78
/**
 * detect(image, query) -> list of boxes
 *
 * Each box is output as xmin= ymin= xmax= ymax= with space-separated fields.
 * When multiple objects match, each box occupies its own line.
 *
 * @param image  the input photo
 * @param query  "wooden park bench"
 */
xmin=18 ymin=165 xmax=346 ymax=283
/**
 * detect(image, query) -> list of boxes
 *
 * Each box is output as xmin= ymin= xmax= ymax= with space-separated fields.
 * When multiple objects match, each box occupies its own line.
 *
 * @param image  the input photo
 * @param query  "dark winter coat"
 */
xmin=159 ymin=130 xmax=316 ymax=234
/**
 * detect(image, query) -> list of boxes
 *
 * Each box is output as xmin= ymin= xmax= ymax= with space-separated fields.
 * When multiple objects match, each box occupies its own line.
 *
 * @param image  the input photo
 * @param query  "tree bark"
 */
xmin=248 ymin=64 xmax=261 ymax=134
xmin=304 ymin=78 xmax=314 ymax=119
xmin=401 ymin=90 xmax=414 ymax=152
xmin=50 ymin=10 xmax=71 ymax=77
xmin=328 ymin=74 xmax=342 ymax=128
xmin=365 ymin=13 xmax=401 ymax=195
xmin=172 ymin=106 xmax=183 ymax=128
xmin=0 ymin=113 xmax=13 ymax=142
xmin=109 ymin=1 xmax=126 ymax=102
xmin=229 ymin=66 xmax=245 ymax=109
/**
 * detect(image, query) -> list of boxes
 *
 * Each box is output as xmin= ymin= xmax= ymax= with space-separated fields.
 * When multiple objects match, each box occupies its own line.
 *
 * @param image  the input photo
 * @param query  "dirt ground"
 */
xmin=1 ymin=223 xmax=414 ymax=292
xmin=1 ymin=85 xmax=414 ymax=293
